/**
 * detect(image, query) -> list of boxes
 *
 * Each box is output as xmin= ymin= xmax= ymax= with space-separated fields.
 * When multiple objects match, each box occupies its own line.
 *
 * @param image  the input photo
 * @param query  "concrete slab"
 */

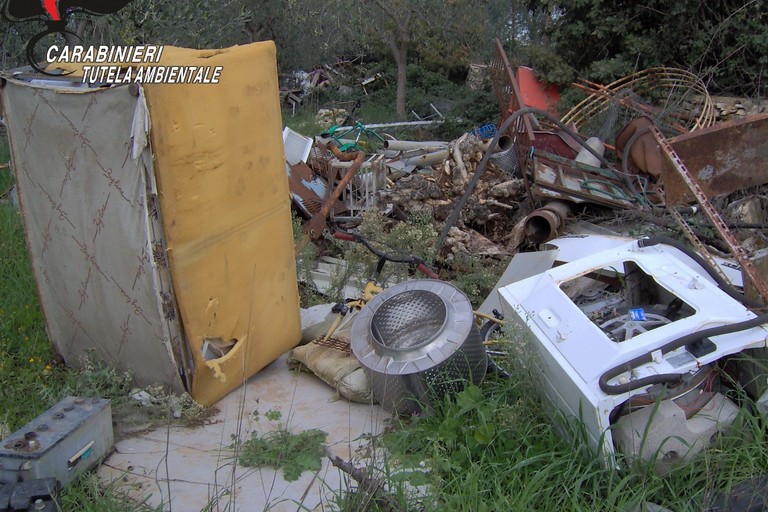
xmin=98 ymin=353 xmax=388 ymax=511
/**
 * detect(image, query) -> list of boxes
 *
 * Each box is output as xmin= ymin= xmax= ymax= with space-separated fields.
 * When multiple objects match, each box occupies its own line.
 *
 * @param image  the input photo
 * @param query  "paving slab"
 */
xmin=98 ymin=353 xmax=388 ymax=511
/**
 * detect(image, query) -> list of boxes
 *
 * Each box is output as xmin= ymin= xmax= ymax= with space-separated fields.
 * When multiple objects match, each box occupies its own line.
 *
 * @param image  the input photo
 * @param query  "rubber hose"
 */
xmin=638 ymin=235 xmax=764 ymax=309
xmin=599 ymin=313 xmax=768 ymax=394
xmin=620 ymin=126 xmax=652 ymax=206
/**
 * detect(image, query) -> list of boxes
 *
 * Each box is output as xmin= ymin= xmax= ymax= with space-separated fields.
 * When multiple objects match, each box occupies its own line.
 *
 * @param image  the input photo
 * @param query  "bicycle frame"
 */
xmin=322 ymin=121 xmax=387 ymax=152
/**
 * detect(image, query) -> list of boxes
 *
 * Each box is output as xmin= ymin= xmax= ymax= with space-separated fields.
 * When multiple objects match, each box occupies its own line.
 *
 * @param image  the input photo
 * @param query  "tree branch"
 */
xmin=327 ymin=449 xmax=408 ymax=512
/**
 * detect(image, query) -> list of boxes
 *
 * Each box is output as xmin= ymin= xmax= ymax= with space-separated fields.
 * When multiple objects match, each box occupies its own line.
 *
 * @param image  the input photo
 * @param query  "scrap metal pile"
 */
xmin=286 ymin=38 xmax=768 ymax=303
xmin=287 ymin=39 xmax=768 ymax=471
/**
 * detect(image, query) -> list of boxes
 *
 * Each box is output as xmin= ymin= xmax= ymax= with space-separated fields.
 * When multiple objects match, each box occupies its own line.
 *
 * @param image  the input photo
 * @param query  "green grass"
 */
xmin=339 ymin=334 xmax=768 ymax=512
xmin=0 ymin=191 xmax=55 ymax=433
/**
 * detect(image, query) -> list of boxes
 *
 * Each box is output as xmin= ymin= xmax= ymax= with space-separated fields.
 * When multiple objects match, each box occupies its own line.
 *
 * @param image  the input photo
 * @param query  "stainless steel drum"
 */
xmin=350 ymin=280 xmax=486 ymax=415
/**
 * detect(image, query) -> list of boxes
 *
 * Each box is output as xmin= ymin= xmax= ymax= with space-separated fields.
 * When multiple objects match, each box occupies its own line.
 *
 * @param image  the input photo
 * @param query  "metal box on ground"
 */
xmin=0 ymin=478 xmax=59 ymax=511
xmin=0 ymin=397 xmax=113 ymax=486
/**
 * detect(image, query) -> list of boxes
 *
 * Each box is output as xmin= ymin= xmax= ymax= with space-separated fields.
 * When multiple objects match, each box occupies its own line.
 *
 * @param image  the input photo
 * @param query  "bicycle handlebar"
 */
xmin=333 ymin=231 xmax=439 ymax=279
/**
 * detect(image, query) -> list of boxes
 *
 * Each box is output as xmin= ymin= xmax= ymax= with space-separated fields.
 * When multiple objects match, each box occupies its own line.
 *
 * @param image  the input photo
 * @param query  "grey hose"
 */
xmin=599 ymin=313 xmax=768 ymax=394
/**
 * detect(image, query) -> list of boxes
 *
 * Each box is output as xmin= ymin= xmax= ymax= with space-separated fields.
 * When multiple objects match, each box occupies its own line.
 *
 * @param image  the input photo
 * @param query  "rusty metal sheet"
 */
xmin=654 ymin=125 xmax=768 ymax=303
xmin=744 ymin=249 xmax=768 ymax=307
xmin=663 ymin=114 xmax=768 ymax=205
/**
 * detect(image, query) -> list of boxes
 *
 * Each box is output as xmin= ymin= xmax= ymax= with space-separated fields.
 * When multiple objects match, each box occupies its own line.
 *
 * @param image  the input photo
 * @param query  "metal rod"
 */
xmin=653 ymin=126 xmax=768 ymax=303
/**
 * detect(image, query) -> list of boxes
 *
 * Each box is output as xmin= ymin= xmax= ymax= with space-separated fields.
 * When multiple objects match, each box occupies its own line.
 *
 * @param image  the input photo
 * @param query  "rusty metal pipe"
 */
xmin=325 ymin=141 xmax=363 ymax=161
xmin=524 ymin=200 xmax=571 ymax=244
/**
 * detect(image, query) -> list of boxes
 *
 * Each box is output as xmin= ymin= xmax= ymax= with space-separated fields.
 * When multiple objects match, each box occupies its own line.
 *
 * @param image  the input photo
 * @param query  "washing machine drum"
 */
xmin=351 ymin=280 xmax=486 ymax=415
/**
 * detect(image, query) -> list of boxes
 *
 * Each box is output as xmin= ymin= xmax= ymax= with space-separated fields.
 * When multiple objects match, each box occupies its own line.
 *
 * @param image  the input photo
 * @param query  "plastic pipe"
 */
xmin=478 ymin=135 xmax=513 ymax=153
xmin=383 ymin=140 xmax=448 ymax=151
xmin=401 ymin=149 xmax=450 ymax=167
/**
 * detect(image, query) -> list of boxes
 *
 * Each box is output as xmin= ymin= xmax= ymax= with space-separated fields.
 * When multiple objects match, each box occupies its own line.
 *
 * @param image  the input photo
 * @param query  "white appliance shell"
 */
xmin=498 ymin=237 xmax=768 ymax=458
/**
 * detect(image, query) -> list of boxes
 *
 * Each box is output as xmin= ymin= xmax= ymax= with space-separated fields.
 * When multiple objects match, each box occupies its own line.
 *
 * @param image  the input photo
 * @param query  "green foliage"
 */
xmin=540 ymin=0 xmax=767 ymax=96
xmin=375 ymin=326 xmax=768 ymax=511
xmin=58 ymin=352 xmax=134 ymax=400
xmin=508 ymin=43 xmax=577 ymax=87
xmin=291 ymin=211 xmax=326 ymax=306
xmin=233 ymin=409 xmax=328 ymax=482
xmin=444 ymin=253 xmax=507 ymax=308
xmin=0 ymin=201 xmax=57 ymax=432
xmin=433 ymin=85 xmax=501 ymax=139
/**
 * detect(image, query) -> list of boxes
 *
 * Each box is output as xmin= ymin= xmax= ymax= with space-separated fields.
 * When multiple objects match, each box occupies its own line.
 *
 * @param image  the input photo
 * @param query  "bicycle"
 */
xmin=319 ymin=99 xmax=387 ymax=153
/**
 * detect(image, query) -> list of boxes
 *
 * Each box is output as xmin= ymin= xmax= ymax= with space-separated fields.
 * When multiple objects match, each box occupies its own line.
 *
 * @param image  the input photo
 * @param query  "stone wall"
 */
xmin=710 ymin=95 xmax=766 ymax=121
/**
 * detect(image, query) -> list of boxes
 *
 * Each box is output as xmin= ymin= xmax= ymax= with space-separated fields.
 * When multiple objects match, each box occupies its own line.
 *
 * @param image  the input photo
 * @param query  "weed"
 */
xmin=319 ymin=209 xmax=439 ymax=300
xmin=0 ymin=201 xmax=58 ymax=432
xmin=444 ymin=253 xmax=508 ymax=308
xmin=57 ymin=473 xmax=161 ymax=512
xmin=282 ymin=107 xmax=327 ymax=136
xmin=0 ymin=133 xmax=12 ymax=196
xmin=292 ymin=210 xmax=326 ymax=306
xmin=232 ymin=408 xmax=328 ymax=482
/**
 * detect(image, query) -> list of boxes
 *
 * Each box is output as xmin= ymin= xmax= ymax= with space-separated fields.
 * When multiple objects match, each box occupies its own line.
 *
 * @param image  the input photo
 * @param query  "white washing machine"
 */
xmin=498 ymin=235 xmax=768 ymax=466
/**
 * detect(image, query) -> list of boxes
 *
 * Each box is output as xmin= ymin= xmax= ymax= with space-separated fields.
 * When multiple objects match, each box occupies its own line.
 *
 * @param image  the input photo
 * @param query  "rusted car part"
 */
xmin=524 ymin=200 xmax=571 ymax=244
xmin=653 ymin=126 xmax=768 ymax=304
xmin=662 ymin=113 xmax=768 ymax=205
xmin=497 ymin=235 xmax=768 ymax=467
xmin=304 ymin=143 xmax=365 ymax=239
xmin=562 ymin=67 xmax=716 ymax=136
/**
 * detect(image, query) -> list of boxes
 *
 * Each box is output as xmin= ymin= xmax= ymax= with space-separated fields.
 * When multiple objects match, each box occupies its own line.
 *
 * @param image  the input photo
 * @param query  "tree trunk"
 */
xmin=377 ymin=2 xmax=411 ymax=121
xmin=394 ymin=43 xmax=408 ymax=121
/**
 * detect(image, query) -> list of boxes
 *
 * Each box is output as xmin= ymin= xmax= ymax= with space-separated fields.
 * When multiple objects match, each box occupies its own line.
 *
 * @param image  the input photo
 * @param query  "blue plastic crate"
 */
xmin=470 ymin=123 xmax=498 ymax=139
